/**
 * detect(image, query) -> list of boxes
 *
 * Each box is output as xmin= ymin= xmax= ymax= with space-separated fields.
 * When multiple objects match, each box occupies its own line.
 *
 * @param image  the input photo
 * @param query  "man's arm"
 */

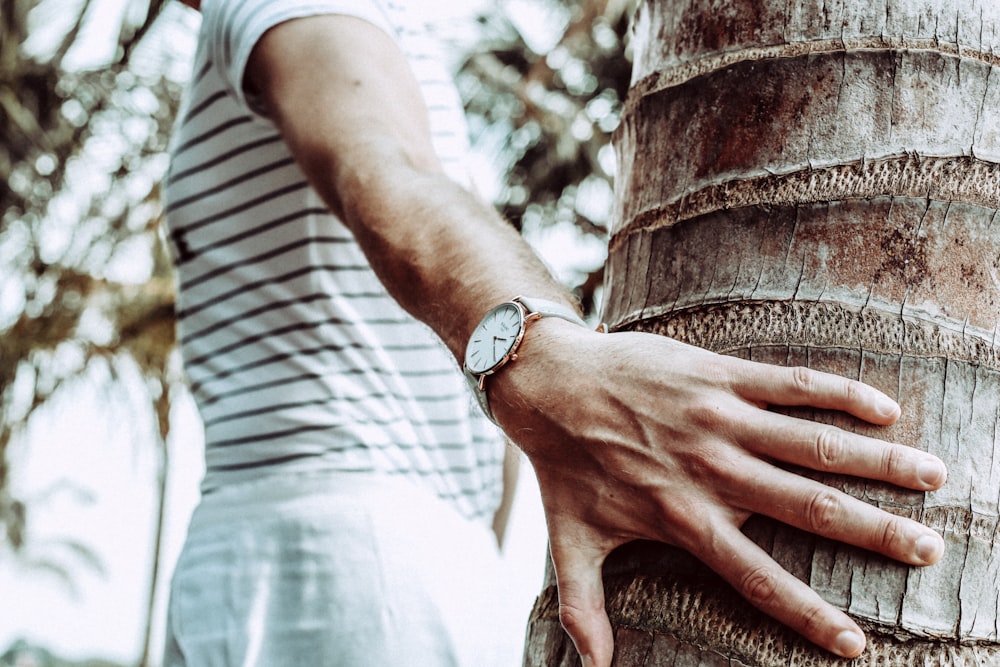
xmin=245 ymin=15 xmax=947 ymax=664
xmin=244 ymin=15 xmax=566 ymax=351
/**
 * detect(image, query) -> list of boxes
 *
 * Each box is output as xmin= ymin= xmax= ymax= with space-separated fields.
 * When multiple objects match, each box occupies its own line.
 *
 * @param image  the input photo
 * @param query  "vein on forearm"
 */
xmin=335 ymin=149 xmax=571 ymax=359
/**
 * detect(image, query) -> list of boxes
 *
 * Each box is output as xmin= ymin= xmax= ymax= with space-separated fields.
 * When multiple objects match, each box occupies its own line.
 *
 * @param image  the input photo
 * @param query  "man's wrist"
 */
xmin=480 ymin=315 xmax=600 ymax=428
xmin=463 ymin=296 xmax=589 ymax=424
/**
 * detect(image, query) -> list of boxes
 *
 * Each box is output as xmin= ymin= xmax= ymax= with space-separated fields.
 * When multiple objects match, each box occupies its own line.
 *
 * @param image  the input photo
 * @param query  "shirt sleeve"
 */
xmin=200 ymin=0 xmax=398 ymax=117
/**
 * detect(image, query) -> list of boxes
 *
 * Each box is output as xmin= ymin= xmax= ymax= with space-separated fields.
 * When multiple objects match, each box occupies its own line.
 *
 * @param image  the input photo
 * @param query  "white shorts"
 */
xmin=163 ymin=472 xmax=523 ymax=666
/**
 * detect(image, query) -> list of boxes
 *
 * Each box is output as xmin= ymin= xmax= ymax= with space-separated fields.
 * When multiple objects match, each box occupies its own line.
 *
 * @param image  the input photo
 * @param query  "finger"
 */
xmin=737 ymin=460 xmax=944 ymax=566
xmin=740 ymin=414 xmax=947 ymax=490
xmin=728 ymin=361 xmax=901 ymax=425
xmin=701 ymin=523 xmax=868 ymax=658
xmin=549 ymin=533 xmax=615 ymax=667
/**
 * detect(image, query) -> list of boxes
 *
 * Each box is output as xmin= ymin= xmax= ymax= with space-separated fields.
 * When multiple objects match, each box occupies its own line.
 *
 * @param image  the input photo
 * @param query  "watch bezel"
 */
xmin=464 ymin=300 xmax=527 ymax=375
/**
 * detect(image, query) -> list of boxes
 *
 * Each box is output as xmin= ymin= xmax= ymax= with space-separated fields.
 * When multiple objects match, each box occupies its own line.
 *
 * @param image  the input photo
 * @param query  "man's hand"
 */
xmin=491 ymin=319 xmax=947 ymax=666
xmin=244 ymin=14 xmax=946 ymax=663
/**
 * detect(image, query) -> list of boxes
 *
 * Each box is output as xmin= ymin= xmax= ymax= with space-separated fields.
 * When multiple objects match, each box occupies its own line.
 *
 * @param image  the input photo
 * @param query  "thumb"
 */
xmin=550 ymin=537 xmax=615 ymax=667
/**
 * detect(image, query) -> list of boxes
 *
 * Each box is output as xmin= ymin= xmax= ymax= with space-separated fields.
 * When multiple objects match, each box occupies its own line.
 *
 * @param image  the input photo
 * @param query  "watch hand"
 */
xmin=493 ymin=336 xmax=508 ymax=358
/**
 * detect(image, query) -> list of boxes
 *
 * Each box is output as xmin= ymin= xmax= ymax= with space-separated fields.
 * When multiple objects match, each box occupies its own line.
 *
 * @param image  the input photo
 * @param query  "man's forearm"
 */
xmin=336 ymin=155 xmax=575 ymax=358
xmin=247 ymin=15 xmax=574 ymax=360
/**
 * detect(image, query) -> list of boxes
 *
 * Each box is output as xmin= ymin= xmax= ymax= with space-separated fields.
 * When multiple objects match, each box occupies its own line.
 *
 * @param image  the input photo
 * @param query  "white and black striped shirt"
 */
xmin=166 ymin=0 xmax=504 ymax=523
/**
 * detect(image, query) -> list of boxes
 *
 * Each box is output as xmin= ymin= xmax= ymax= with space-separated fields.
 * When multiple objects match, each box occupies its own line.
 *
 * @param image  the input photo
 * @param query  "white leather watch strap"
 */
xmin=515 ymin=296 xmax=588 ymax=328
xmin=465 ymin=365 xmax=497 ymax=423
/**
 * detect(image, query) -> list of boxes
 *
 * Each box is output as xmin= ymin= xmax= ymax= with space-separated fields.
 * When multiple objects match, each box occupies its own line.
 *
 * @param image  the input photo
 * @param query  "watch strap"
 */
xmin=514 ymin=296 xmax=588 ymax=328
xmin=464 ymin=366 xmax=495 ymax=423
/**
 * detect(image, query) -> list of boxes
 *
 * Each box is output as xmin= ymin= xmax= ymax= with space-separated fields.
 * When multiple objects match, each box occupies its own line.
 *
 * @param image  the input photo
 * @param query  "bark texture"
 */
xmin=525 ymin=1 xmax=1000 ymax=665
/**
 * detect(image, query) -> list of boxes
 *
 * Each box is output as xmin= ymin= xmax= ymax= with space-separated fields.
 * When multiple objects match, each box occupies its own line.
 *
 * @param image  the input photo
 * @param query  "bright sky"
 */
xmin=1 ymin=1 xmax=563 ymax=663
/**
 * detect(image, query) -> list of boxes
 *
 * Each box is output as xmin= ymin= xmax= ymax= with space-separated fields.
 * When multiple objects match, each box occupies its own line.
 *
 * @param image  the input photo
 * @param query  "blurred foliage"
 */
xmin=458 ymin=0 xmax=635 ymax=314
xmin=0 ymin=0 xmax=182 ymax=590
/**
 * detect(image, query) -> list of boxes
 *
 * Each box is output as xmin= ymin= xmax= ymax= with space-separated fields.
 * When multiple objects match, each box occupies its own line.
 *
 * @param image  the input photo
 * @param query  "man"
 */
xmin=164 ymin=1 xmax=948 ymax=665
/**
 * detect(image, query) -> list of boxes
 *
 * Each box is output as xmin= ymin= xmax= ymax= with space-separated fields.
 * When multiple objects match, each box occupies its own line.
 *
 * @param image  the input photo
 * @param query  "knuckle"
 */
xmin=880 ymin=444 xmax=905 ymax=479
xmin=740 ymin=565 xmax=780 ymax=607
xmin=791 ymin=366 xmax=815 ymax=395
xmin=878 ymin=516 xmax=905 ymax=553
xmin=843 ymin=378 xmax=864 ymax=405
xmin=683 ymin=442 xmax=740 ymax=488
xmin=797 ymin=603 xmax=827 ymax=639
xmin=806 ymin=489 xmax=842 ymax=534
xmin=684 ymin=399 xmax=727 ymax=433
xmin=814 ymin=427 xmax=846 ymax=470
xmin=698 ymin=355 xmax=726 ymax=384
xmin=558 ymin=602 xmax=586 ymax=637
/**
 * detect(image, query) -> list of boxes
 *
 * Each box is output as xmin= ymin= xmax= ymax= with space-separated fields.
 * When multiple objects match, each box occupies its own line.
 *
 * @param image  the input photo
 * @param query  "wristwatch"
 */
xmin=463 ymin=295 xmax=588 ymax=424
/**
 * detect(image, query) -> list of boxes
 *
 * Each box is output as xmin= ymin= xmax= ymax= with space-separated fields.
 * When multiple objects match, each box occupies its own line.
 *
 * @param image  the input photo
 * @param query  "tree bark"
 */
xmin=525 ymin=1 xmax=1000 ymax=664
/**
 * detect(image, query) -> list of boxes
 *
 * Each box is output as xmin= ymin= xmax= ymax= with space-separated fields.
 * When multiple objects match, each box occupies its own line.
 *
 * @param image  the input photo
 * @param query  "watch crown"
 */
xmin=511 ymin=353 xmax=518 ymax=361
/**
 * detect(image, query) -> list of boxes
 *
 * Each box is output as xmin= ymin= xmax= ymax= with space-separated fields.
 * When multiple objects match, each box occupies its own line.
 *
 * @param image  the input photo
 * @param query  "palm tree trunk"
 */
xmin=525 ymin=0 xmax=1000 ymax=664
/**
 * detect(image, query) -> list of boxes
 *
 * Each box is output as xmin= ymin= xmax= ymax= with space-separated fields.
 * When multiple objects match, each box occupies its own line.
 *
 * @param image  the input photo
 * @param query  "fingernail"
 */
xmin=875 ymin=394 xmax=900 ymax=419
xmin=833 ymin=629 xmax=865 ymax=658
xmin=918 ymin=459 xmax=946 ymax=488
xmin=916 ymin=532 xmax=944 ymax=564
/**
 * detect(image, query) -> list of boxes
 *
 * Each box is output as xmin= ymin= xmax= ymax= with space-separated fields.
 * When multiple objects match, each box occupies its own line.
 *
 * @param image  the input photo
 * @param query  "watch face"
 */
xmin=465 ymin=302 xmax=524 ymax=374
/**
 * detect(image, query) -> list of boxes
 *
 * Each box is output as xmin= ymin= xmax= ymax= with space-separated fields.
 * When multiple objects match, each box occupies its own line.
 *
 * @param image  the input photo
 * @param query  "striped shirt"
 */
xmin=165 ymin=0 xmax=504 ymax=523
